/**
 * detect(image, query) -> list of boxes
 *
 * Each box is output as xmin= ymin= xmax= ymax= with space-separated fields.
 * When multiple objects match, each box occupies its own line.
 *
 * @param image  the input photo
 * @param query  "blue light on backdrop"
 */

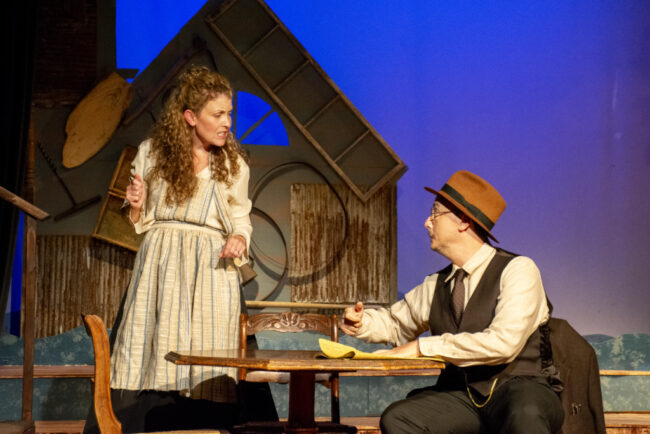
xmin=234 ymin=91 xmax=288 ymax=146
xmin=116 ymin=1 xmax=650 ymax=336
xmin=3 ymin=213 xmax=23 ymax=336
xmin=116 ymin=0 xmax=289 ymax=147
xmin=116 ymin=0 xmax=205 ymax=78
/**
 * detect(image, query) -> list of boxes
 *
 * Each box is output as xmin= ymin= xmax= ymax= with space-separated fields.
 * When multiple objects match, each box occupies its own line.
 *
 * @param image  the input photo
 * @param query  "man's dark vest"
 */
xmin=428 ymin=249 xmax=544 ymax=395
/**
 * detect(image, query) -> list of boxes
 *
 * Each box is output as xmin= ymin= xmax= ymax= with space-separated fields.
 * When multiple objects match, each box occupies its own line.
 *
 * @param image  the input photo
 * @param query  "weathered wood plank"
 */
xmin=34 ymin=420 xmax=85 ymax=434
xmin=290 ymin=184 xmax=396 ymax=304
xmin=605 ymin=412 xmax=650 ymax=434
xmin=0 ymin=186 xmax=49 ymax=221
xmin=0 ymin=365 xmax=94 ymax=379
xmin=34 ymin=235 xmax=133 ymax=337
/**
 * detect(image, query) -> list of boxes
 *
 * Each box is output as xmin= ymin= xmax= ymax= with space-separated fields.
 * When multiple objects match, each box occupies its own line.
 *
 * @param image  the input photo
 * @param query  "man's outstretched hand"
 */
xmin=341 ymin=301 xmax=364 ymax=336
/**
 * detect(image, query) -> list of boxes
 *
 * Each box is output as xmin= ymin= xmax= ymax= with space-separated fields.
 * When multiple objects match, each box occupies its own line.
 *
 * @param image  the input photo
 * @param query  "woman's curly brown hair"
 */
xmin=146 ymin=66 xmax=247 ymax=205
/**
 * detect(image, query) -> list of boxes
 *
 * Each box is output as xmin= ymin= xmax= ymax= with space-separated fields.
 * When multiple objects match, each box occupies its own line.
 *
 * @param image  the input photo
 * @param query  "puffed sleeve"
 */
xmin=226 ymin=156 xmax=253 ymax=249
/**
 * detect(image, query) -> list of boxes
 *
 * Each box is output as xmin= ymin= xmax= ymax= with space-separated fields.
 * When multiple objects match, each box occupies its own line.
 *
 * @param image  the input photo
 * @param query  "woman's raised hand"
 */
xmin=126 ymin=174 xmax=146 ymax=222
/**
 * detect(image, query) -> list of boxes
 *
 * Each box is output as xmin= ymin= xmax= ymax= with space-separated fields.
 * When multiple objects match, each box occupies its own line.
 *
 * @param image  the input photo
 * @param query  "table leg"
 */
xmin=287 ymin=371 xmax=317 ymax=434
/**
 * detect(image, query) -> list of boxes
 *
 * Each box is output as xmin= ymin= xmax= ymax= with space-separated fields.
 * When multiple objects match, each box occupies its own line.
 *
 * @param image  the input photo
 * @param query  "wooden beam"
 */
xmin=0 ymin=186 xmax=49 ymax=221
xmin=245 ymin=300 xmax=356 ymax=310
xmin=600 ymin=370 xmax=650 ymax=376
xmin=0 ymin=365 xmax=94 ymax=379
xmin=340 ymin=369 xmax=441 ymax=377
xmin=21 ymin=120 xmax=37 ymax=422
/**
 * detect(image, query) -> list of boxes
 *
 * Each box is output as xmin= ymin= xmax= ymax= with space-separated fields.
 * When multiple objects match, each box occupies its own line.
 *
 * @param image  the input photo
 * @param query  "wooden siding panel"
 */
xmin=33 ymin=235 xmax=133 ymax=337
xmin=290 ymin=184 xmax=395 ymax=304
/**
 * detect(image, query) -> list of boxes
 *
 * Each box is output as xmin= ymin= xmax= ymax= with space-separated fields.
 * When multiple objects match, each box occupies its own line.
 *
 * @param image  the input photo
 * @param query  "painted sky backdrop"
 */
xmin=117 ymin=0 xmax=650 ymax=336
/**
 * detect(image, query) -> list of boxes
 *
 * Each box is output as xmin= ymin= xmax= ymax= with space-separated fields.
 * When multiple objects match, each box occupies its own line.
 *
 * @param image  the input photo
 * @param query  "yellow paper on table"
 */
xmin=319 ymin=339 xmax=444 ymax=361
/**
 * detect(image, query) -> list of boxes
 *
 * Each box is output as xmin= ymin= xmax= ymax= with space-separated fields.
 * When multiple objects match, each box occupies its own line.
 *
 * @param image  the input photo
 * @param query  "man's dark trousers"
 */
xmin=380 ymin=376 xmax=564 ymax=434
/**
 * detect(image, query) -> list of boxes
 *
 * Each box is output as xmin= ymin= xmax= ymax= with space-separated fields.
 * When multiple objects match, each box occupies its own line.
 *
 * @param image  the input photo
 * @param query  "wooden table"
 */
xmin=165 ymin=348 xmax=444 ymax=434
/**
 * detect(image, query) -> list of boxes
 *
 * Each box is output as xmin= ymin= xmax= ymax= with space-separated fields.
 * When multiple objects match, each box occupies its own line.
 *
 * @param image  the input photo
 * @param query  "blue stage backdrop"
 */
xmin=117 ymin=0 xmax=650 ymax=337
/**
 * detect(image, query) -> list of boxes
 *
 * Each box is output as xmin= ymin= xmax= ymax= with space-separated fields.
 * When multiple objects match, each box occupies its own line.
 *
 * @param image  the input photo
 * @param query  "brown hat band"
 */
xmin=441 ymin=184 xmax=496 ymax=230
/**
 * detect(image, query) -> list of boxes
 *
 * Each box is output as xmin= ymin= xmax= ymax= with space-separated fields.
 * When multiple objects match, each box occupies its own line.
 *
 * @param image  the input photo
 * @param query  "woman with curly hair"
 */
xmin=96 ymin=66 xmax=252 ymax=432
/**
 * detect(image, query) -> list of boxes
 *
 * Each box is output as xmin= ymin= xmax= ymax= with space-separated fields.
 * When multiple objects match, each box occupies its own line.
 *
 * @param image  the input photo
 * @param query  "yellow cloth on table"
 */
xmin=319 ymin=339 xmax=444 ymax=361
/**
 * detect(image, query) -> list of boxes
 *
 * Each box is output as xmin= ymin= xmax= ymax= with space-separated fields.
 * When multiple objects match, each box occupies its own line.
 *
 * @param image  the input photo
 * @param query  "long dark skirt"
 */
xmin=83 ymin=389 xmax=238 ymax=433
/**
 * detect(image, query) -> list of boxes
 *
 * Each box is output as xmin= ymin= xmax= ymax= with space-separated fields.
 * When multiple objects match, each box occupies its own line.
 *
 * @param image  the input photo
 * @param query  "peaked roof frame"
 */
xmin=207 ymin=0 xmax=406 ymax=202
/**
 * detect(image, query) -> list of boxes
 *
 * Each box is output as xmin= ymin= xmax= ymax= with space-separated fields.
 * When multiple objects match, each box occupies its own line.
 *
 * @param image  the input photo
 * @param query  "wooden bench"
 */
xmin=0 ymin=365 xmax=94 ymax=379
xmin=0 ymin=421 xmax=35 ymax=434
xmin=605 ymin=413 xmax=650 ymax=434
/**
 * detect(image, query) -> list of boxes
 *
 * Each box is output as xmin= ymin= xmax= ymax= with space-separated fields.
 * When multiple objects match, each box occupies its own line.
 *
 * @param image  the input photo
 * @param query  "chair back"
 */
xmin=83 ymin=314 xmax=122 ymax=434
xmin=239 ymin=311 xmax=338 ymax=354
xmin=238 ymin=311 xmax=341 ymax=423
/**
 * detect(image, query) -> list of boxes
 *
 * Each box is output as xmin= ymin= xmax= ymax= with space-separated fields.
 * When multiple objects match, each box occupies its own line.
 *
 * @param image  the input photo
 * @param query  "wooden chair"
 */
xmin=82 ymin=314 xmax=229 ymax=434
xmin=238 ymin=311 xmax=342 ymax=424
xmin=83 ymin=314 xmax=121 ymax=434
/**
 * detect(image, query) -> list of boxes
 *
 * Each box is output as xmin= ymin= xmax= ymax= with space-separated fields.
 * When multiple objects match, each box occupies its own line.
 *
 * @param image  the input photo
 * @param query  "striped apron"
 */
xmin=111 ymin=176 xmax=241 ymax=403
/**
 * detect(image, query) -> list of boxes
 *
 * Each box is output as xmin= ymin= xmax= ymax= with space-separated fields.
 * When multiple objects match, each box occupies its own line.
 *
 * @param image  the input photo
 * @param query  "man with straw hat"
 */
xmin=342 ymin=170 xmax=564 ymax=433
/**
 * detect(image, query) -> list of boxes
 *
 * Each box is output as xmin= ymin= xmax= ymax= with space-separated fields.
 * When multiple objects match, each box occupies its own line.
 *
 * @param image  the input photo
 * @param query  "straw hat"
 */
xmin=425 ymin=170 xmax=506 ymax=242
